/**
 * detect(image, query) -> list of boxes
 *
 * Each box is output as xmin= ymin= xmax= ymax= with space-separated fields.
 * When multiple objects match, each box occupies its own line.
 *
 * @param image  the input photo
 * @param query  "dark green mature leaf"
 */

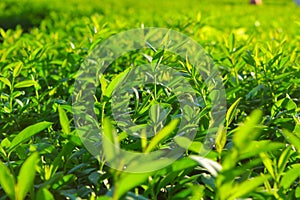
xmin=49 ymin=142 xmax=75 ymax=179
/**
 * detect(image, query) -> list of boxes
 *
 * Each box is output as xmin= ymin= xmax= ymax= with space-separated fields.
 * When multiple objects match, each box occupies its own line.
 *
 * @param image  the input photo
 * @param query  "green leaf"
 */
xmin=145 ymin=118 xmax=179 ymax=153
xmin=233 ymin=109 xmax=262 ymax=150
xmin=36 ymin=188 xmax=54 ymax=200
xmin=282 ymin=129 xmax=300 ymax=153
xmin=215 ymin=125 xmax=226 ymax=153
xmin=104 ymin=68 xmax=130 ymax=98
xmin=229 ymin=175 xmax=270 ymax=199
xmin=16 ymin=152 xmax=39 ymax=200
xmin=226 ymin=97 xmax=241 ymax=127
xmin=52 ymin=174 xmax=76 ymax=190
xmin=229 ymin=32 xmax=235 ymax=53
xmin=102 ymin=117 xmax=119 ymax=162
xmin=296 ymin=184 xmax=300 ymax=198
xmin=174 ymin=136 xmax=192 ymax=150
xmin=239 ymin=140 xmax=284 ymax=160
xmin=271 ymin=97 xmax=297 ymax=117
xmin=14 ymin=80 xmax=36 ymax=88
xmin=277 ymin=146 xmax=291 ymax=175
xmin=0 ymin=77 xmax=12 ymax=89
xmin=243 ymin=51 xmax=256 ymax=67
xmin=259 ymin=152 xmax=275 ymax=179
xmin=152 ymin=49 xmax=164 ymax=62
xmin=48 ymin=142 xmax=74 ymax=179
xmin=113 ymin=172 xmax=153 ymax=199
xmin=281 ymin=164 xmax=300 ymax=189
xmin=13 ymin=62 xmax=23 ymax=77
xmin=58 ymin=105 xmax=70 ymax=135
xmin=99 ymin=75 xmax=107 ymax=96
xmin=9 ymin=121 xmax=52 ymax=153
xmin=0 ymin=161 xmax=15 ymax=199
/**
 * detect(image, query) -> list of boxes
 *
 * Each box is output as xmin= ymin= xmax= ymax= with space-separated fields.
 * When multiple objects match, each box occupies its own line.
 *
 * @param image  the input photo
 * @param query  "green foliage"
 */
xmin=0 ymin=0 xmax=299 ymax=199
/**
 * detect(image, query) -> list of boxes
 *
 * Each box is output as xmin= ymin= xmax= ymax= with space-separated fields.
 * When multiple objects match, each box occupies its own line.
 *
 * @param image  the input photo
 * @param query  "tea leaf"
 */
xmin=9 ymin=122 xmax=52 ymax=153
xmin=145 ymin=118 xmax=180 ymax=153
xmin=58 ymin=105 xmax=70 ymax=135
xmin=0 ymin=161 xmax=15 ymax=199
xmin=233 ymin=110 xmax=262 ymax=150
xmin=281 ymin=164 xmax=300 ymax=189
xmin=16 ymin=152 xmax=39 ymax=200
xmin=36 ymin=188 xmax=55 ymax=200
xmin=282 ymin=129 xmax=300 ymax=153
xmin=215 ymin=125 xmax=226 ymax=153
xmin=229 ymin=175 xmax=270 ymax=199
xmin=226 ymin=97 xmax=241 ymax=127
xmin=14 ymin=80 xmax=37 ymax=88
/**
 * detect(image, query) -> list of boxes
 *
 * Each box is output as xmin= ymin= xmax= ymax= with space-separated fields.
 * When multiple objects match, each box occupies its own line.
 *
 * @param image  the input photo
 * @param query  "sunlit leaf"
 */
xmin=145 ymin=118 xmax=179 ymax=153
xmin=58 ymin=105 xmax=70 ymax=135
xmin=14 ymin=80 xmax=37 ymax=88
xmin=17 ymin=152 xmax=39 ymax=200
xmin=9 ymin=121 xmax=52 ymax=153
xmin=36 ymin=188 xmax=55 ymax=200
xmin=281 ymin=164 xmax=300 ymax=189
xmin=0 ymin=161 xmax=15 ymax=199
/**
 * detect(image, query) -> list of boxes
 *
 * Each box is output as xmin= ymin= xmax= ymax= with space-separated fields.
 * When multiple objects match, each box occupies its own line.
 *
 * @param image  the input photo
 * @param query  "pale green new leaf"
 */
xmin=0 ymin=161 xmax=15 ymax=199
xmin=277 ymin=146 xmax=291 ymax=175
xmin=113 ymin=172 xmax=153 ymax=199
xmin=233 ymin=109 xmax=262 ymax=150
xmin=282 ymin=129 xmax=300 ymax=153
xmin=215 ymin=125 xmax=226 ymax=153
xmin=104 ymin=68 xmax=130 ymax=98
xmin=36 ymin=188 xmax=54 ymax=200
xmin=14 ymin=80 xmax=37 ymax=88
xmin=13 ymin=62 xmax=23 ymax=77
xmin=145 ymin=118 xmax=179 ymax=153
xmin=9 ymin=121 xmax=52 ymax=153
xmin=226 ymin=97 xmax=241 ymax=127
xmin=259 ymin=152 xmax=275 ymax=179
xmin=229 ymin=175 xmax=270 ymax=199
xmin=0 ymin=77 xmax=12 ymax=89
xmin=281 ymin=164 xmax=300 ymax=189
xmin=102 ymin=117 xmax=119 ymax=162
xmin=58 ymin=105 xmax=70 ymax=134
xmin=17 ymin=152 xmax=39 ymax=200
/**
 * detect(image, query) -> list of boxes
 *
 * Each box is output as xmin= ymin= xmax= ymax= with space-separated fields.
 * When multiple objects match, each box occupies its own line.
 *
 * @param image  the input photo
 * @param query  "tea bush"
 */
xmin=0 ymin=0 xmax=299 ymax=199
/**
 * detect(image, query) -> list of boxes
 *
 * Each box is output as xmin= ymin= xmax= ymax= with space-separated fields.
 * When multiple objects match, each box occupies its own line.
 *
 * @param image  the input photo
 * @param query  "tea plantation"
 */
xmin=0 ymin=0 xmax=299 ymax=199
